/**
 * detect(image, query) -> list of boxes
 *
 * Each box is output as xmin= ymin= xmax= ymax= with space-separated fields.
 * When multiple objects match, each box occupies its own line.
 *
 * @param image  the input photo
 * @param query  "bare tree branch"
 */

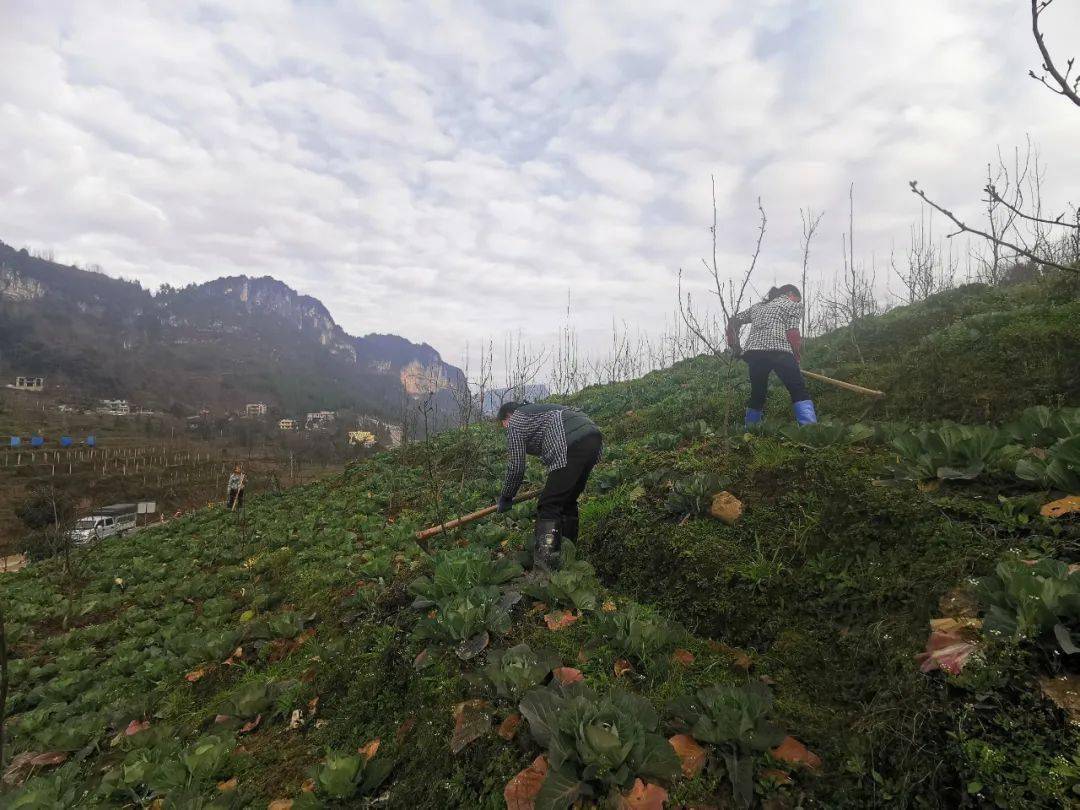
xmin=909 ymin=180 xmax=1078 ymax=274
xmin=799 ymin=208 xmax=824 ymax=333
xmin=1030 ymin=0 xmax=1080 ymax=108
xmin=987 ymin=184 xmax=1079 ymax=229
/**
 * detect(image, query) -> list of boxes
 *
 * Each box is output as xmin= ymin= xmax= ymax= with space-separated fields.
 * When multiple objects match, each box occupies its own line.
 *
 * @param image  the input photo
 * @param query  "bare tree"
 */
xmin=677 ymin=176 xmax=766 ymax=359
xmin=550 ymin=292 xmax=583 ymax=397
xmin=676 ymin=176 xmax=767 ymax=425
xmin=500 ymin=331 xmax=548 ymax=405
xmin=799 ymin=208 xmax=824 ymax=334
xmin=910 ymin=4 xmax=1079 ymax=275
xmin=893 ymin=204 xmax=956 ymax=303
xmin=1030 ymin=0 xmax=1080 ymax=108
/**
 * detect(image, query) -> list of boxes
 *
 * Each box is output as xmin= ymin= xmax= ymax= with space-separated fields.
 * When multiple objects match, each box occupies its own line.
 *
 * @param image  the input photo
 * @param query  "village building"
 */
xmin=245 ymin=402 xmax=268 ymax=417
xmin=305 ymin=410 xmax=335 ymax=430
xmin=279 ymin=418 xmax=298 ymax=431
xmin=99 ymin=399 xmax=130 ymax=415
xmin=10 ymin=376 xmax=44 ymax=392
xmin=347 ymin=430 xmax=377 ymax=448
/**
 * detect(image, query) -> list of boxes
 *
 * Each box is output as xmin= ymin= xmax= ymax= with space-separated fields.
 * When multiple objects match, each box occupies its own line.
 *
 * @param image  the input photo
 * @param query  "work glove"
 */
xmin=496 ymin=496 xmax=514 ymax=513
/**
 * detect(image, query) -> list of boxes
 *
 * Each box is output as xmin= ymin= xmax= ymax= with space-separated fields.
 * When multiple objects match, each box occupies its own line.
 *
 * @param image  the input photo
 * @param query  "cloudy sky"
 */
xmin=2 ymin=0 xmax=1078 ymax=372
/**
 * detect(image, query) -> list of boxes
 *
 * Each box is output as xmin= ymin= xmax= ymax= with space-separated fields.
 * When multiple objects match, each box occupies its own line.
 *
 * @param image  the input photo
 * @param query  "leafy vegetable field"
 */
xmin=3 ymin=279 xmax=1080 ymax=808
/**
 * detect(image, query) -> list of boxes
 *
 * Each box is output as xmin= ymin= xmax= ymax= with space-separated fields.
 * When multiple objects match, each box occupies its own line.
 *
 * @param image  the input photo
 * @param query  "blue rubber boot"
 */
xmin=744 ymin=408 xmax=764 ymax=427
xmin=793 ymin=400 xmax=817 ymax=425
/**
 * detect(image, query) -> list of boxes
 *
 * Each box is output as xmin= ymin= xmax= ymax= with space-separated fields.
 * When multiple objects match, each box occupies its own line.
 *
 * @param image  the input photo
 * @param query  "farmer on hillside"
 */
xmin=726 ymin=284 xmax=818 ymax=427
xmin=226 ymin=464 xmax=246 ymax=511
xmin=496 ymin=402 xmax=603 ymax=571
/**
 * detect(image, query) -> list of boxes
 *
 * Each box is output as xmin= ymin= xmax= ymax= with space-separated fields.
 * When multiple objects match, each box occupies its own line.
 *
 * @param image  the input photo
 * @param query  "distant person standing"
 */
xmin=496 ymin=402 xmax=603 ymax=571
xmin=726 ymin=284 xmax=817 ymax=427
xmin=226 ymin=465 xmax=246 ymax=511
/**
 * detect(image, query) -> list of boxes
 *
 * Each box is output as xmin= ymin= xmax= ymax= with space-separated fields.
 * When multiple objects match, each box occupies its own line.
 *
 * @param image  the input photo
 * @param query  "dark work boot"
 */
xmin=533 ymin=518 xmax=561 ymax=572
xmin=561 ymin=514 xmax=579 ymax=544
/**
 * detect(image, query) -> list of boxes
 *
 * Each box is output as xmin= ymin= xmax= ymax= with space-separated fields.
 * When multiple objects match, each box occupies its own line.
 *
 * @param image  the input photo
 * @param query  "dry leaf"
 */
xmin=544 ymin=610 xmax=579 ymax=631
xmin=614 ymin=659 xmax=634 ymax=678
xmin=552 ymin=667 xmax=584 ymax=686
xmin=771 ymin=736 xmax=822 ymax=770
xmin=125 ymin=719 xmax=150 ymax=736
xmin=497 ymin=713 xmax=522 ymax=740
xmin=185 ymin=665 xmax=210 ymax=682
xmin=214 ymin=714 xmax=232 ymax=725
xmin=451 ymin=700 xmax=492 ymax=754
xmin=1040 ymin=674 xmax=1080 ymax=722
xmin=288 ymin=709 xmax=304 ymax=730
xmin=929 ymin=617 xmax=982 ymax=636
xmin=396 ymin=716 xmax=417 ymax=744
xmin=359 ymin=738 xmax=381 ymax=762
xmin=760 ymin=768 xmax=793 ymax=785
xmin=504 ymin=755 xmax=548 ymax=810
xmin=915 ymin=627 xmax=979 ymax=675
xmin=669 ymin=734 xmax=706 ymax=778
xmin=2 ymin=751 xmax=69 ymax=786
xmin=217 ymin=777 xmax=238 ymax=792
xmin=413 ymin=649 xmax=431 ymax=669
xmin=301 ymin=778 xmax=316 ymax=793
xmin=239 ymin=714 xmax=262 ymax=734
xmin=529 ymin=601 xmax=549 ymax=615
xmin=706 ymin=639 xmax=752 ymax=671
xmin=617 ymin=778 xmax=669 ymax=809
xmin=601 ymin=599 xmax=617 ymax=613
xmin=1042 ymin=495 xmax=1080 ymax=519
xmin=268 ymin=801 xmax=293 ymax=810
xmin=672 ymin=648 xmax=695 ymax=666
xmin=937 ymin=586 xmax=980 ymax=619
xmin=576 ymin=648 xmax=589 ymax=664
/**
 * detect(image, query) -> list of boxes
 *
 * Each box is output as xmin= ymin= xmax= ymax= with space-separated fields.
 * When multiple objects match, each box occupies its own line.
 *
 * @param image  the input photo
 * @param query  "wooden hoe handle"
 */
xmin=415 ymin=488 xmax=542 ymax=541
xmin=803 ymin=370 xmax=885 ymax=399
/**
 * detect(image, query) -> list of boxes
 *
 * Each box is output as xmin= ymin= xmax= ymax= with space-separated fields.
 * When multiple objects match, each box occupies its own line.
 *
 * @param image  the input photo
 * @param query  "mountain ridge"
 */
xmin=0 ymin=240 xmax=463 ymax=420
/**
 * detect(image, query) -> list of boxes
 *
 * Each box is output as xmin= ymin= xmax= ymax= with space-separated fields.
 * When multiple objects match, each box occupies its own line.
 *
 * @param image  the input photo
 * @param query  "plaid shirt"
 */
xmin=732 ymin=298 xmax=802 ymax=354
xmin=500 ymin=407 xmax=569 ymax=501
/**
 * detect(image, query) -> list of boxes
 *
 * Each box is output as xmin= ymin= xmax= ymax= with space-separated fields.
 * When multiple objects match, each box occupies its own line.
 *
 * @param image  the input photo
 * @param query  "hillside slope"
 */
xmin=2 ymin=279 xmax=1079 ymax=809
xmin=0 ymin=241 xmax=463 ymax=420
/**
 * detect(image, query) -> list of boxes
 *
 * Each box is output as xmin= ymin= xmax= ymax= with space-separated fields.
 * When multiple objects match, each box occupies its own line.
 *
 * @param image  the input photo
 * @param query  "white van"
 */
xmin=69 ymin=504 xmax=138 ymax=545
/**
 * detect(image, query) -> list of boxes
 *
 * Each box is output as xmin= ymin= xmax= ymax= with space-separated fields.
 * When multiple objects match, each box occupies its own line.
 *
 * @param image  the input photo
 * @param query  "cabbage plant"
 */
xmin=408 ymin=547 xmax=522 ymax=608
xmin=519 ymin=683 xmax=679 ymax=807
xmin=595 ymin=603 xmax=686 ymax=674
xmin=666 ymin=683 xmax=785 ymax=807
xmin=485 ymin=643 xmax=561 ymax=699
xmin=977 ymin=557 xmax=1080 ymax=655
xmin=1015 ymin=435 xmax=1080 ymax=493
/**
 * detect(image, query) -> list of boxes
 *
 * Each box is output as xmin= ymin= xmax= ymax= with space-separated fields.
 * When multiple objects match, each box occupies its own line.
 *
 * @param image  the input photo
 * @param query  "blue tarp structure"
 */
xmin=9 ymin=436 xmax=20 ymax=447
xmin=30 ymin=436 xmax=44 ymax=447
xmin=86 ymin=435 xmax=96 ymax=447
xmin=60 ymin=436 xmax=73 ymax=447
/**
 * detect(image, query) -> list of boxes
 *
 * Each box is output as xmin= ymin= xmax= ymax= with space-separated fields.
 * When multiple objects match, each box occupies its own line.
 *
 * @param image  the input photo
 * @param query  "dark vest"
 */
xmin=518 ymin=403 xmax=600 ymax=447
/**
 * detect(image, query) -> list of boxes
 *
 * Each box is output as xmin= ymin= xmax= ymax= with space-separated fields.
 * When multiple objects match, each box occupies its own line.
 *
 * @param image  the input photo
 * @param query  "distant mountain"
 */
xmin=0 ymin=241 xmax=464 ymax=422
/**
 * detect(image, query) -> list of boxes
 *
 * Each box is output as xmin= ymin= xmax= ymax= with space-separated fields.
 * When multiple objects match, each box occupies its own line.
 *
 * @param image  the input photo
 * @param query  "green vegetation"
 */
xmin=2 ymin=277 xmax=1079 ymax=808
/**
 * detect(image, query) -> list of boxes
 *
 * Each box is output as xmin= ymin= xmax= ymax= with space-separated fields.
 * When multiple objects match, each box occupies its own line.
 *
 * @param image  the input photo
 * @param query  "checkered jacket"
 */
xmin=500 ymin=407 xmax=569 ymax=501
xmin=731 ymin=297 xmax=802 ymax=354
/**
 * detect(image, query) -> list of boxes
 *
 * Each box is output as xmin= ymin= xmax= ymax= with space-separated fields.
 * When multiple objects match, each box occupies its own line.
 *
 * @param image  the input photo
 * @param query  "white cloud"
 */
xmin=0 ymin=0 xmax=1078 ymax=375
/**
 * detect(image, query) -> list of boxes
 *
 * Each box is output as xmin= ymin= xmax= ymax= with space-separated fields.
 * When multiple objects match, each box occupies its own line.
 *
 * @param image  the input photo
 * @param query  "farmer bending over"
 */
xmin=726 ymin=284 xmax=817 ymax=427
xmin=496 ymin=402 xmax=602 ymax=571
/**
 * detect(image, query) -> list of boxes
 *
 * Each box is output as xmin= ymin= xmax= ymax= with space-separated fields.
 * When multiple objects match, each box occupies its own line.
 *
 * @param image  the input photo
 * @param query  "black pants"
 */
xmin=745 ymin=350 xmax=809 ymax=410
xmin=226 ymin=488 xmax=245 ymax=510
xmin=537 ymin=432 xmax=603 ymax=545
